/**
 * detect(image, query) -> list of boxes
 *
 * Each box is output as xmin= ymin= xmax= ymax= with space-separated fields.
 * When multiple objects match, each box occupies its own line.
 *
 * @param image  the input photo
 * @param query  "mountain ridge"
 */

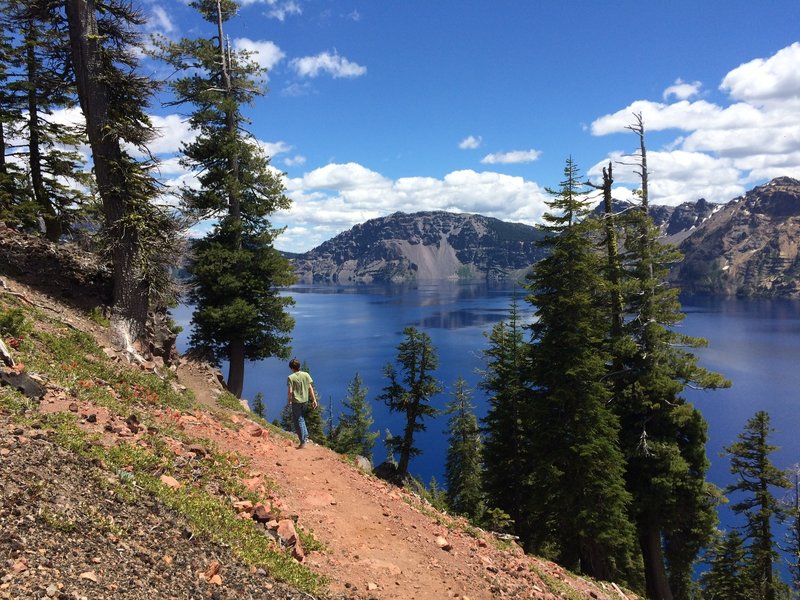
xmin=670 ymin=176 xmax=800 ymax=297
xmin=290 ymin=177 xmax=800 ymax=298
xmin=291 ymin=210 xmax=548 ymax=284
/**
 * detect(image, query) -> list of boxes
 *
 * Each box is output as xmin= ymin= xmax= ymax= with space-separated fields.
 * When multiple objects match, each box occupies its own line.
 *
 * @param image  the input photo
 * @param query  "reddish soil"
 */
xmin=6 ymin=275 xmax=638 ymax=600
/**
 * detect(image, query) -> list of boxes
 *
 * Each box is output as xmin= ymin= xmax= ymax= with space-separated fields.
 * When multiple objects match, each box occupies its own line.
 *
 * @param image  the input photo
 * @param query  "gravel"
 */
xmin=0 ymin=414 xmax=317 ymax=600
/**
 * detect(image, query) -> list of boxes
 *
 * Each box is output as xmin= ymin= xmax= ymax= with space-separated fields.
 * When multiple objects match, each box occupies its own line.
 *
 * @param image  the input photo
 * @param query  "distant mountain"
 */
xmin=290 ymin=211 xmax=548 ymax=284
xmin=594 ymin=197 xmax=720 ymax=244
xmin=670 ymin=176 xmax=800 ymax=297
xmin=289 ymin=177 xmax=800 ymax=297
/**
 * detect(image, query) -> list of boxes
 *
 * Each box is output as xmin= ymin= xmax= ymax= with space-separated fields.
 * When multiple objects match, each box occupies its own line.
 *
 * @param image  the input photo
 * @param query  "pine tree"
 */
xmin=700 ymin=529 xmax=751 ymax=599
xmin=251 ymin=392 xmax=265 ymax=419
xmin=12 ymin=0 xmax=92 ymax=241
xmin=783 ymin=464 xmax=800 ymax=596
xmin=613 ymin=115 xmax=729 ymax=600
xmin=378 ymin=326 xmax=441 ymax=480
xmin=333 ymin=373 xmax=378 ymax=460
xmin=0 ymin=1 xmax=34 ymax=228
xmin=725 ymin=411 xmax=791 ymax=600
xmin=65 ymin=0 xmax=179 ymax=340
xmin=480 ymin=296 xmax=530 ymax=537
xmin=523 ymin=158 xmax=636 ymax=583
xmin=444 ymin=376 xmax=483 ymax=520
xmin=154 ymin=0 xmax=295 ymax=397
xmin=279 ymin=403 xmax=293 ymax=432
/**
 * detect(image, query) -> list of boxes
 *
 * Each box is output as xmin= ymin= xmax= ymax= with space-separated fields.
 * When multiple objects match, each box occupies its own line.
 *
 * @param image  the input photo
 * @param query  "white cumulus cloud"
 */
xmin=149 ymin=5 xmax=175 ymax=34
xmin=257 ymin=140 xmax=292 ymax=158
xmin=233 ymin=39 xmax=285 ymax=75
xmin=721 ymin=42 xmax=800 ymax=103
xmin=663 ymin=79 xmax=702 ymax=101
xmin=276 ymin=163 xmax=549 ymax=252
xmin=459 ymin=135 xmax=482 ymax=149
xmin=291 ymin=51 xmax=366 ymax=79
xmin=590 ymin=43 xmax=800 ymax=206
xmin=238 ymin=0 xmax=302 ymax=21
xmin=149 ymin=114 xmax=196 ymax=155
xmin=480 ymin=149 xmax=541 ymax=165
xmin=284 ymin=155 xmax=307 ymax=167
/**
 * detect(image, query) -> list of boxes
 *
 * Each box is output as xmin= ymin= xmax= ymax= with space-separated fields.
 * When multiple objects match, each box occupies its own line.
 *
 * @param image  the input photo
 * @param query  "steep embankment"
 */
xmin=0 ymin=240 xmax=638 ymax=600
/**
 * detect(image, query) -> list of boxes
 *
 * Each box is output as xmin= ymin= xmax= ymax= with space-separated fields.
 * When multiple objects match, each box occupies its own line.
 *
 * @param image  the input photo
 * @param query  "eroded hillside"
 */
xmin=0 ymin=256 xmax=638 ymax=600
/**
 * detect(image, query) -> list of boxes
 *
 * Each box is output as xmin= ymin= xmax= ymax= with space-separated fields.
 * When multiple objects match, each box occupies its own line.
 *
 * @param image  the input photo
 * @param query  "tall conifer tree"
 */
xmin=65 ymin=0 xmax=178 ymax=341
xmin=379 ymin=326 xmax=441 ymax=480
xmin=724 ymin=411 xmax=791 ymax=600
xmin=333 ymin=373 xmax=378 ymax=460
xmin=13 ymin=0 xmax=92 ymax=241
xmin=784 ymin=464 xmax=800 ymax=596
xmin=251 ymin=391 xmax=265 ymax=419
xmin=613 ymin=116 xmax=729 ymax=600
xmin=480 ymin=297 xmax=531 ymax=536
xmin=523 ymin=158 xmax=636 ymax=583
xmin=444 ymin=376 xmax=483 ymax=520
xmin=700 ymin=529 xmax=751 ymax=599
xmin=0 ymin=1 xmax=34 ymax=227
xmin=154 ymin=0 xmax=295 ymax=397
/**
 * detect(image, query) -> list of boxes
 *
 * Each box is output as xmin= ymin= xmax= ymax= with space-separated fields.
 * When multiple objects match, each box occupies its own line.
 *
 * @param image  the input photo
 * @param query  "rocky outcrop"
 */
xmin=291 ymin=211 xmax=548 ymax=284
xmin=595 ymin=198 xmax=719 ymax=243
xmin=671 ymin=177 xmax=800 ymax=297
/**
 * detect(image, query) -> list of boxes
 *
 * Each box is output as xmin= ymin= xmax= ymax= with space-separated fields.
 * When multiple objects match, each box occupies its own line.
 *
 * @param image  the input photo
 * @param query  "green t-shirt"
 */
xmin=288 ymin=371 xmax=313 ymax=404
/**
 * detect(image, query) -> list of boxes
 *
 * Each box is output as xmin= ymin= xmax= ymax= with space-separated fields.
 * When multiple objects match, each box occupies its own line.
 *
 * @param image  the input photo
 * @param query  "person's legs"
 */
xmin=291 ymin=402 xmax=309 ymax=446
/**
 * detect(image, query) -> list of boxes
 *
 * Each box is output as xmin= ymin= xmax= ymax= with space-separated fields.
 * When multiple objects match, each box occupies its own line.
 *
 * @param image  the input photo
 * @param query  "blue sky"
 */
xmin=132 ymin=0 xmax=800 ymax=253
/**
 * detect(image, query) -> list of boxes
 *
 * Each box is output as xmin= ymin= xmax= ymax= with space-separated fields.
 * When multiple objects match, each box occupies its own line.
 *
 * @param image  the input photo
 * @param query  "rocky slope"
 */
xmin=291 ymin=211 xmax=548 ymax=284
xmin=670 ymin=177 xmax=800 ymax=297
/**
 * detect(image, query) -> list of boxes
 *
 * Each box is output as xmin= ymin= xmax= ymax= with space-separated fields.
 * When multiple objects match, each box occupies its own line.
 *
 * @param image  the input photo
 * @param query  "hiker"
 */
xmin=287 ymin=358 xmax=317 ymax=448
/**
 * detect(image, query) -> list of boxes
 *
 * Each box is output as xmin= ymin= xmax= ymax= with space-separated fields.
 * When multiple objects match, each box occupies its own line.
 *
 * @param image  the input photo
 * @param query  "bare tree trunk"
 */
xmin=227 ymin=337 xmax=245 ymax=398
xmin=213 ymin=0 xmax=241 ymax=249
xmin=64 ymin=0 xmax=148 ymax=343
xmin=602 ymin=164 xmax=623 ymax=336
xmin=397 ymin=412 xmax=415 ymax=479
xmin=0 ymin=123 xmax=9 ymax=219
xmin=626 ymin=112 xmax=649 ymax=214
xmin=25 ymin=27 xmax=61 ymax=242
xmin=640 ymin=518 xmax=673 ymax=600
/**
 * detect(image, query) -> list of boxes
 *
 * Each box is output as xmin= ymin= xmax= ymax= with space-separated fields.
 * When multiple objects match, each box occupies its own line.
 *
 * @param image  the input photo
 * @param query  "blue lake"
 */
xmin=172 ymin=283 xmax=799 ymax=542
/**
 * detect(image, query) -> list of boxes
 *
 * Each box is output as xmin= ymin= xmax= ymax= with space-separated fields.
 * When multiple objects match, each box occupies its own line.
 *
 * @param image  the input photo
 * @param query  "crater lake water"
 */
xmin=172 ymin=282 xmax=800 ymax=545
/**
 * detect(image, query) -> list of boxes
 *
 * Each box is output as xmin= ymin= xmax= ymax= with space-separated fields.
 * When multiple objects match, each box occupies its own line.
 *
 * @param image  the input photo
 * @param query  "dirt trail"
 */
xmin=5 ymin=274 xmax=636 ymax=600
xmin=170 ymin=410 xmax=508 ymax=599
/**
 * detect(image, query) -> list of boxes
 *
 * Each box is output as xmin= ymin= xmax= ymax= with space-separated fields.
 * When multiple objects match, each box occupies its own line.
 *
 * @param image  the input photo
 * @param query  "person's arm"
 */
xmin=309 ymin=383 xmax=318 ymax=409
xmin=287 ymin=381 xmax=293 ymax=405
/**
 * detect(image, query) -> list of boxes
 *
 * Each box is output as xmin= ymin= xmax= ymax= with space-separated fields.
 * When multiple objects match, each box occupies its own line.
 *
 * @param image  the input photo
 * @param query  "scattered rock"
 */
xmin=159 ymin=474 xmax=182 ymax=490
xmin=354 ymin=455 xmax=372 ymax=472
xmin=435 ymin=536 xmax=452 ymax=552
xmin=0 ymin=370 xmax=46 ymax=401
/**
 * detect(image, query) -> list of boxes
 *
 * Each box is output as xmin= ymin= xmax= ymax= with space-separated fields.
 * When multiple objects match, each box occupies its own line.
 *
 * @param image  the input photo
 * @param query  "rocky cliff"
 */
xmin=671 ymin=177 xmax=800 ymax=297
xmin=291 ymin=211 xmax=548 ymax=284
